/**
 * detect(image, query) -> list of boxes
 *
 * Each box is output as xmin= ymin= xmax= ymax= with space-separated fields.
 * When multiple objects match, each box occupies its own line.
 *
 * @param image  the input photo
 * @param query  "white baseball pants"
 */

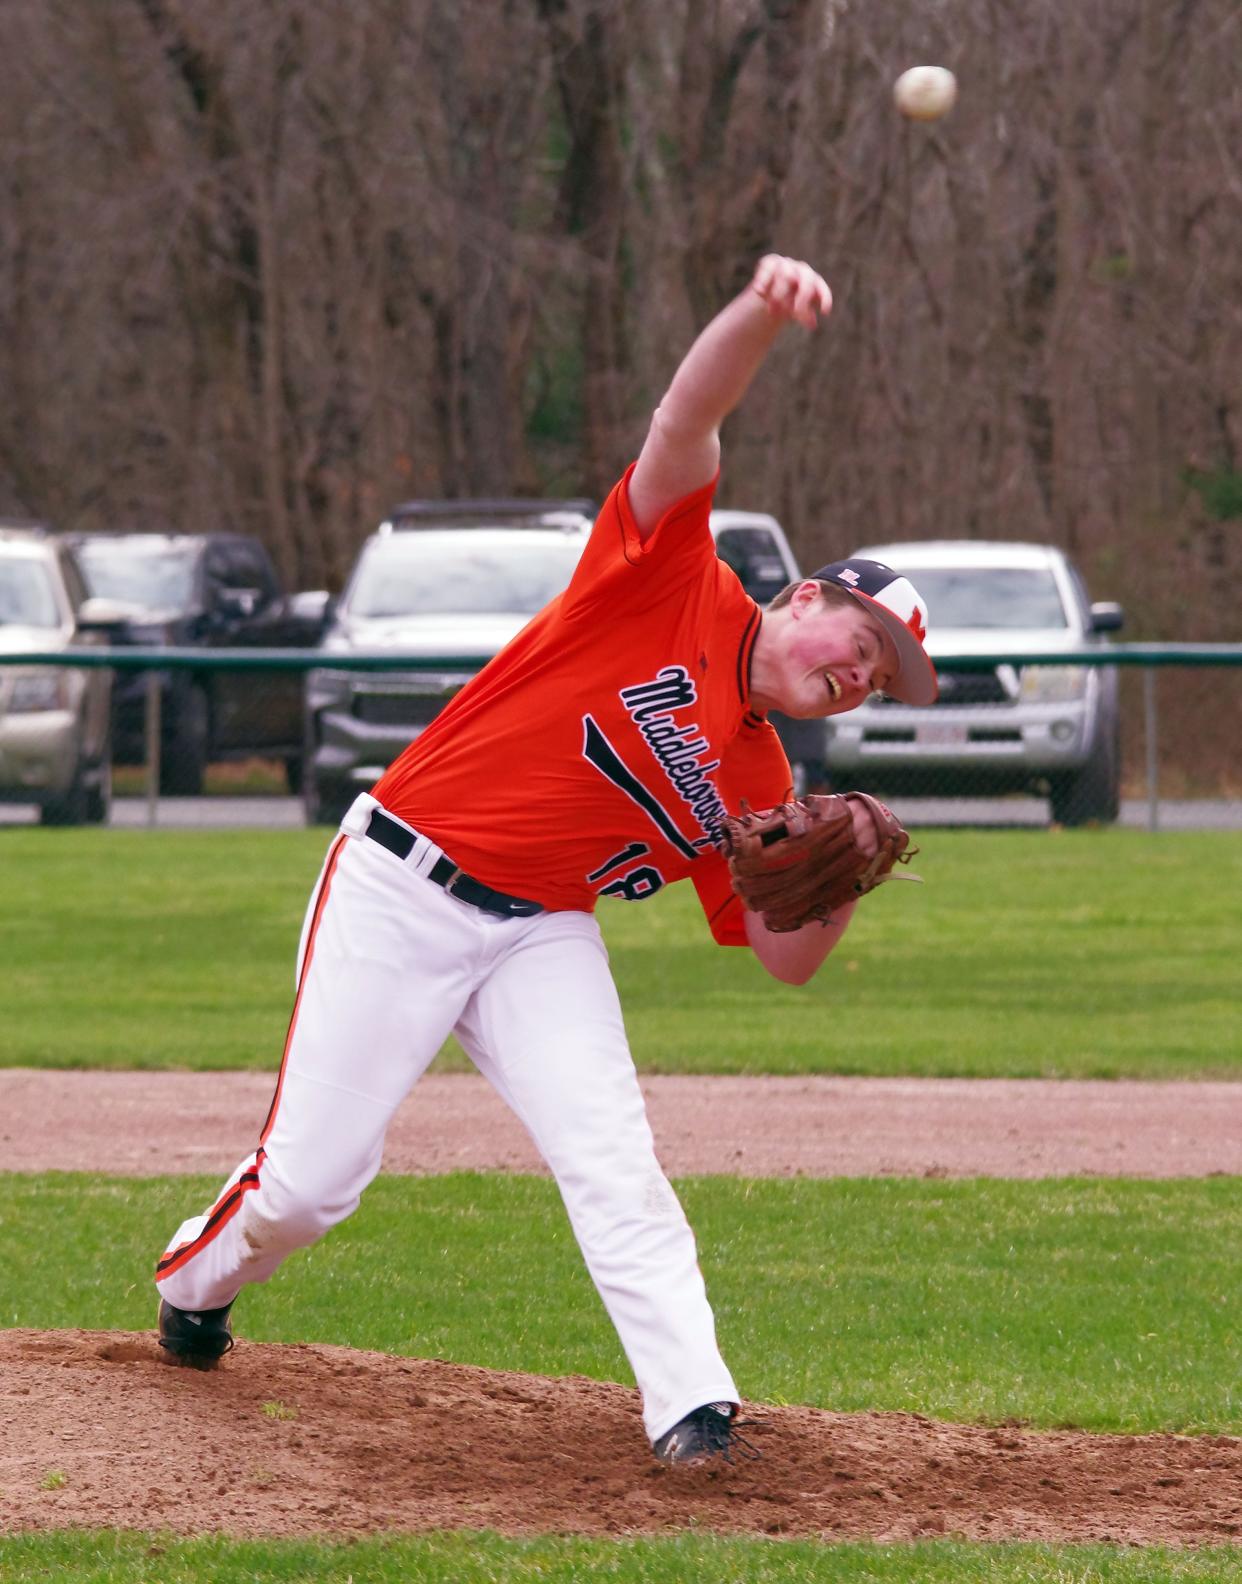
xmin=155 ymin=793 xmax=738 ymax=1441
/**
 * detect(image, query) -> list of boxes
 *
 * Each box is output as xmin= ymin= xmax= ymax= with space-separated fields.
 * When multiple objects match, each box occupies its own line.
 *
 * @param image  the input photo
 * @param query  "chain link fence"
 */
xmin=1 ymin=648 xmax=1240 ymax=831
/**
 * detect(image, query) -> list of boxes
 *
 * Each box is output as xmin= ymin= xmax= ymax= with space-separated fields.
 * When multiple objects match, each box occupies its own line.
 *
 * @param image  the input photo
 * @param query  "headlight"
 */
xmin=306 ymin=667 xmax=354 ymax=709
xmin=8 ymin=670 xmax=72 ymax=712
xmin=122 ymin=624 xmax=173 ymax=645
xmin=1019 ymin=665 xmax=1088 ymax=703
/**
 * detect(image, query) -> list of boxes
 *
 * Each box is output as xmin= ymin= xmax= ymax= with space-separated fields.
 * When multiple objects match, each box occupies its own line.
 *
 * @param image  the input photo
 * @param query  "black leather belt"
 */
xmin=365 ymin=810 xmax=544 ymax=919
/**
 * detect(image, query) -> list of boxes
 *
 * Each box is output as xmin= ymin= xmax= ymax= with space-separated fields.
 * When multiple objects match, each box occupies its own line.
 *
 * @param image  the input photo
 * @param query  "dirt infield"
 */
xmin=2 ymin=1330 xmax=1239 ymax=1547
xmin=4 ymin=1069 xmax=1241 ymax=1178
xmin=3 ymin=1070 xmax=1240 ymax=1547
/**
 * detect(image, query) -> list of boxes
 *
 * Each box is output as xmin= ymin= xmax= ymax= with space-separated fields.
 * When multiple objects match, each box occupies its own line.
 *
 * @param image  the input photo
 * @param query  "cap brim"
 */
xmin=843 ymin=589 xmax=939 ymax=705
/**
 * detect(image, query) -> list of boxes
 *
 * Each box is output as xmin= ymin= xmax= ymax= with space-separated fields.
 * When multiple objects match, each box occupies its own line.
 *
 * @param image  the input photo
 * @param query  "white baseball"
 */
xmin=893 ymin=65 xmax=958 ymax=122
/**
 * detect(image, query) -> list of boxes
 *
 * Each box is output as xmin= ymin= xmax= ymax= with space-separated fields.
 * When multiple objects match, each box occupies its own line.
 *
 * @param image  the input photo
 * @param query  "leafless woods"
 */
xmin=0 ymin=0 xmax=1238 ymax=652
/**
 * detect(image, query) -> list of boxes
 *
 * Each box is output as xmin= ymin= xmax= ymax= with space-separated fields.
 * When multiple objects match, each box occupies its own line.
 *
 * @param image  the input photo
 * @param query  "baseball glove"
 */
xmin=720 ymin=792 xmax=920 ymax=933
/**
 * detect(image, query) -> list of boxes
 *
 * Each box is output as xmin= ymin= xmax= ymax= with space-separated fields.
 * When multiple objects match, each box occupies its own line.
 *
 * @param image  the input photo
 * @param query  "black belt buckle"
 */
xmin=365 ymin=815 xmax=544 ymax=920
xmin=427 ymin=853 xmax=543 ymax=919
xmin=439 ymin=865 xmax=468 ymax=901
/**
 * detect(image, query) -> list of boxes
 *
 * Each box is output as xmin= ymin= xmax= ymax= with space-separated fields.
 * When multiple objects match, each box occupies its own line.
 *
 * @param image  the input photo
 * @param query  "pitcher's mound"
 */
xmin=1 ymin=1329 xmax=1238 ymax=1545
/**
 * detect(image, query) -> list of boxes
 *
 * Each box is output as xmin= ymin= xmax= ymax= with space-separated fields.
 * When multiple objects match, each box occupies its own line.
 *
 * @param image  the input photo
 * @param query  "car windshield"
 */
xmin=714 ymin=528 xmax=791 ymax=603
xmin=898 ymin=567 xmax=1069 ymax=630
xmin=75 ymin=541 xmax=198 ymax=613
xmin=347 ymin=536 xmax=585 ymax=618
xmin=0 ymin=557 xmax=60 ymax=628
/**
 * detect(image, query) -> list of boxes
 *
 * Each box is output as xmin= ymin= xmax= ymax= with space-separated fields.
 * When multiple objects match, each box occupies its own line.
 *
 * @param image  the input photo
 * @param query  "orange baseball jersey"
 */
xmin=373 ymin=465 xmax=794 ymax=945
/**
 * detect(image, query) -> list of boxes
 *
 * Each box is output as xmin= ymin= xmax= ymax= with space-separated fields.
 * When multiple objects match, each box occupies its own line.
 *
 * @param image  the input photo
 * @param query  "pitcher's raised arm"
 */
xmin=627 ymin=256 xmax=832 ymax=540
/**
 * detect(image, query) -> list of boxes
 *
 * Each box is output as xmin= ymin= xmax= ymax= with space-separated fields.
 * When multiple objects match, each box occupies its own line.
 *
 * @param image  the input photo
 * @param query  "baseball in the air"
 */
xmin=893 ymin=65 xmax=958 ymax=122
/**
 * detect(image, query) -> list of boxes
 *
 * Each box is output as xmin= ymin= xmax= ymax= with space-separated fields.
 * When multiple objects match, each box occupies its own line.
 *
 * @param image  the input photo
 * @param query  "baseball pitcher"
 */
xmin=154 ymin=255 xmax=936 ymax=1467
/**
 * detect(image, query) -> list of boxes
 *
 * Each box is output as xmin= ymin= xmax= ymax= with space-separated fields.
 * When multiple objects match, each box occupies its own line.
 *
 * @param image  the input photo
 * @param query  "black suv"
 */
xmin=69 ymin=533 xmax=327 ymax=794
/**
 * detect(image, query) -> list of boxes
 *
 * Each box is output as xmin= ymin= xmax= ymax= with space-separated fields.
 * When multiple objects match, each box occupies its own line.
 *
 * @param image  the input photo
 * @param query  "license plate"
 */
xmin=916 ymin=722 xmax=968 ymax=745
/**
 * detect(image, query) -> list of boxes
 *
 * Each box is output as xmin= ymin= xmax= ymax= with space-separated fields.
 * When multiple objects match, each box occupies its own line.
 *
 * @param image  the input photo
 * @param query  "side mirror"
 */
xmin=76 ymin=596 xmax=142 ymax=631
xmin=1089 ymin=601 xmax=1124 ymax=633
xmin=287 ymin=589 xmax=332 ymax=626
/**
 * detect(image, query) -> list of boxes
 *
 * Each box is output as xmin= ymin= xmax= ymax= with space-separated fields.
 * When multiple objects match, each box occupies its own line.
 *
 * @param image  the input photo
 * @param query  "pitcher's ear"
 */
xmin=789 ymin=579 xmax=823 ymax=616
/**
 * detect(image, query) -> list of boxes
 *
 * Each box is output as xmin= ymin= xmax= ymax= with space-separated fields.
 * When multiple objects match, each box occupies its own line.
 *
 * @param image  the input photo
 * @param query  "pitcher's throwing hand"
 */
xmin=751 ymin=254 xmax=833 ymax=328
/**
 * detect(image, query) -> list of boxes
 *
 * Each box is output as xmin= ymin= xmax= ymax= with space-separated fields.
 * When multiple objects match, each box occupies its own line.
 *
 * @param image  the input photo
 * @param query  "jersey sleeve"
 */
xmin=560 ymin=464 xmax=719 ymax=621
xmin=691 ymin=717 xmax=795 ymax=947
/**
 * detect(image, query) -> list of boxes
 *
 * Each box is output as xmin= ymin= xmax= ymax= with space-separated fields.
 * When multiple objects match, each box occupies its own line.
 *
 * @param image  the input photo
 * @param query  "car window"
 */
xmin=76 ymin=540 xmax=199 ymax=614
xmin=895 ymin=567 xmax=1070 ymax=630
xmin=217 ymin=542 xmax=275 ymax=596
xmin=0 ymin=557 xmax=61 ymax=627
xmin=346 ymin=537 xmax=585 ymax=618
xmin=713 ymin=528 xmax=792 ymax=603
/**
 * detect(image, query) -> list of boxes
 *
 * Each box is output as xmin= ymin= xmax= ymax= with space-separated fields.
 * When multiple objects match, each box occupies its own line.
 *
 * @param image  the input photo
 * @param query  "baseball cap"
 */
xmin=808 ymin=558 xmax=938 ymax=704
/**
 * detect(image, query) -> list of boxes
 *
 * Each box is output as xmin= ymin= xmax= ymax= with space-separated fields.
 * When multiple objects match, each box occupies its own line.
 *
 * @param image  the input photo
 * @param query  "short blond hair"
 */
xmin=766 ymin=579 xmax=858 ymax=613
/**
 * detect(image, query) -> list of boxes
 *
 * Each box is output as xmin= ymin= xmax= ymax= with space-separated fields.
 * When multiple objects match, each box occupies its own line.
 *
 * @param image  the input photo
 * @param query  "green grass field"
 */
xmin=5 ymin=825 xmax=1241 ymax=1579
xmin=3 ymin=1531 xmax=1241 ymax=1583
xmin=4 ymin=1170 xmax=1241 ymax=1580
xmin=4 ymin=1172 xmax=1238 ymax=1435
xmin=2 ymin=827 xmax=1239 ymax=1076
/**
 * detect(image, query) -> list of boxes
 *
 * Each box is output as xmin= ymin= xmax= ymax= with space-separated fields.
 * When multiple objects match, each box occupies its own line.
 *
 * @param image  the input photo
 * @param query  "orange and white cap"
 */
xmin=809 ymin=558 xmax=937 ymax=704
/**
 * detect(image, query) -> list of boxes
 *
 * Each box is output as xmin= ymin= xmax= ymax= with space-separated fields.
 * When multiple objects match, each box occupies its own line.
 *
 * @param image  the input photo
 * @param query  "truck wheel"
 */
xmin=40 ymin=761 xmax=89 ymax=826
xmin=303 ymin=774 xmax=350 ymax=827
xmin=82 ymin=752 xmax=112 ymax=825
xmin=1049 ymin=727 xmax=1121 ymax=827
xmin=160 ymin=684 xmax=209 ymax=797
xmin=42 ymin=716 xmax=114 ymax=826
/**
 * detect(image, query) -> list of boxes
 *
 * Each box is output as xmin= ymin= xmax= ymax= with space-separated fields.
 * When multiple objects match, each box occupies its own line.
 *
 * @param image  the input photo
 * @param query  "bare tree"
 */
xmin=0 ymin=0 xmax=1238 ymax=664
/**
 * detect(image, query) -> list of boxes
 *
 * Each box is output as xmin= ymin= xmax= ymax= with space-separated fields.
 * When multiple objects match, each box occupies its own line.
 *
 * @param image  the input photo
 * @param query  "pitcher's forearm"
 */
xmin=628 ymin=255 xmax=831 ymax=537
xmin=744 ymin=900 xmax=857 ymax=985
xmin=654 ymin=287 xmax=784 ymax=441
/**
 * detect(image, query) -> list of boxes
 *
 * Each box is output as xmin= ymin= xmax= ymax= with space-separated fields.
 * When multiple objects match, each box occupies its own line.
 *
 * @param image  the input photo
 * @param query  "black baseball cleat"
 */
xmin=652 ymin=1401 xmax=759 ymax=1467
xmin=157 ymin=1298 xmax=235 ymax=1367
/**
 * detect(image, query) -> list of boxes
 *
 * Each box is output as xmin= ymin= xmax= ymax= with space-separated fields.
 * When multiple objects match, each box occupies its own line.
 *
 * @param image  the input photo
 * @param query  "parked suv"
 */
xmin=303 ymin=499 xmax=826 ymax=823
xmin=69 ymin=533 xmax=328 ymax=794
xmin=0 ymin=524 xmax=114 ymax=824
xmin=823 ymin=540 xmax=1124 ymax=825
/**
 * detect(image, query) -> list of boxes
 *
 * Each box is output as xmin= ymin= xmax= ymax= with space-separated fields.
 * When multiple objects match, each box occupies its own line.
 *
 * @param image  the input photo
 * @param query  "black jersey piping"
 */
xmin=736 ymin=605 xmax=760 ymax=707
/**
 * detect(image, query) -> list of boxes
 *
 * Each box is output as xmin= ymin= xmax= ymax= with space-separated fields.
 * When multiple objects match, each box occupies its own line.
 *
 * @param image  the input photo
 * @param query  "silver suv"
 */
xmin=824 ymin=540 xmax=1124 ymax=825
xmin=0 ymin=525 xmax=115 ymax=824
xmin=303 ymin=500 xmax=825 ymax=823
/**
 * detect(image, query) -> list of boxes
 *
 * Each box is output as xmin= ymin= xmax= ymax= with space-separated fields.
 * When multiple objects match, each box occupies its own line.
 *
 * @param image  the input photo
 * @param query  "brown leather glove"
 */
xmin=720 ymin=792 xmax=920 ymax=933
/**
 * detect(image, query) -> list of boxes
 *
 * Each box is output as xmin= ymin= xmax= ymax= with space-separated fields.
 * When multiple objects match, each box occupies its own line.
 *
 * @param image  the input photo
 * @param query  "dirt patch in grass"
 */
xmin=4 ymin=1070 xmax=1241 ymax=1179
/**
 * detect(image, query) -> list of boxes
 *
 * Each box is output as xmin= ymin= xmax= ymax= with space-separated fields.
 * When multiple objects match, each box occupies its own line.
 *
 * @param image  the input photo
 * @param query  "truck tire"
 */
xmin=41 ymin=732 xmax=111 ymax=827
xmin=40 ymin=762 xmax=90 ymax=826
xmin=160 ymin=683 xmax=209 ymax=797
xmin=1049 ymin=724 xmax=1121 ymax=827
xmin=303 ymin=774 xmax=351 ymax=827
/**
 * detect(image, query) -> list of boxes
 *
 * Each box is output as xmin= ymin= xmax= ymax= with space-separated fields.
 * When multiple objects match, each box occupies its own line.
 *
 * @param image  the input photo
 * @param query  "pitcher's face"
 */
xmin=759 ymin=587 xmax=897 ymax=719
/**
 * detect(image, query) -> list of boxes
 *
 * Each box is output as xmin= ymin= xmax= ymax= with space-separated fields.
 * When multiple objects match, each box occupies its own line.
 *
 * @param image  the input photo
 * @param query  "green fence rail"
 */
xmin=1 ymin=642 xmax=1241 ymax=671
xmin=2 ymin=644 xmax=1240 ymax=831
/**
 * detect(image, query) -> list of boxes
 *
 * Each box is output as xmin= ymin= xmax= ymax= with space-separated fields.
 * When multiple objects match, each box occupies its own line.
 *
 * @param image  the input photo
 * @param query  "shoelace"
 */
xmin=723 ymin=1415 xmax=763 ymax=1462
xmin=690 ymin=1407 xmax=763 ymax=1463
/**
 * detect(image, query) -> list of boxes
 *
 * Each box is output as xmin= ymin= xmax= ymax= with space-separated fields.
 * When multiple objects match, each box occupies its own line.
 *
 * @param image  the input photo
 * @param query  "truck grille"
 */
xmin=353 ymin=689 xmax=463 ymax=727
xmin=874 ymin=667 xmax=1010 ymax=706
